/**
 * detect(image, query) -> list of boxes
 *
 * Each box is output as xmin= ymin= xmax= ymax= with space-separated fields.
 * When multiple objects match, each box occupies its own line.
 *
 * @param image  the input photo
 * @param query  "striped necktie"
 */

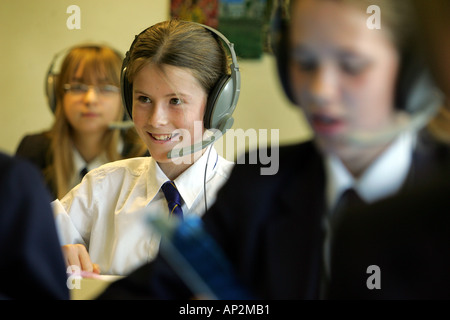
xmin=161 ymin=181 xmax=184 ymax=220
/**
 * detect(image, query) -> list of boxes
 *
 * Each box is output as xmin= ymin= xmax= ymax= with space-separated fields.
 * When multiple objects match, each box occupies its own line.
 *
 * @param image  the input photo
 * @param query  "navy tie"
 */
xmin=80 ymin=167 xmax=88 ymax=180
xmin=332 ymin=188 xmax=365 ymax=225
xmin=321 ymin=188 xmax=365 ymax=297
xmin=161 ymin=181 xmax=184 ymax=220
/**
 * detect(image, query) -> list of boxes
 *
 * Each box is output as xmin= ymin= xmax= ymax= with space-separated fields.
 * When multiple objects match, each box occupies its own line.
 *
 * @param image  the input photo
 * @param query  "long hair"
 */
xmin=45 ymin=45 xmax=145 ymax=199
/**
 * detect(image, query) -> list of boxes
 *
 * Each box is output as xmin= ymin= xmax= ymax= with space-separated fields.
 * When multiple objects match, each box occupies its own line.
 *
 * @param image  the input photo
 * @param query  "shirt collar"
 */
xmin=71 ymin=146 xmax=109 ymax=189
xmin=72 ymin=138 xmax=124 ymax=173
xmin=72 ymin=147 xmax=86 ymax=173
xmin=73 ymin=149 xmax=109 ymax=173
xmin=146 ymin=158 xmax=168 ymax=205
xmin=326 ymin=131 xmax=416 ymax=209
xmin=146 ymin=146 xmax=220 ymax=210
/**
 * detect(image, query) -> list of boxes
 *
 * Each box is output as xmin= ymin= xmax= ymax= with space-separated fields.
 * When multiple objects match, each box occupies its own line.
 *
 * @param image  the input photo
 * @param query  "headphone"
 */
xmin=45 ymin=45 xmax=133 ymax=127
xmin=269 ymin=0 xmax=443 ymax=144
xmin=120 ymin=21 xmax=241 ymax=158
xmin=45 ymin=47 xmax=71 ymax=114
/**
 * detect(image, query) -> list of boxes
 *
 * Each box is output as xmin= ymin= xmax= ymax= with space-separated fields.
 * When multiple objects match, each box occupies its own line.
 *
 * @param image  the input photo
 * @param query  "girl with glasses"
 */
xmin=16 ymin=45 xmax=147 ymax=200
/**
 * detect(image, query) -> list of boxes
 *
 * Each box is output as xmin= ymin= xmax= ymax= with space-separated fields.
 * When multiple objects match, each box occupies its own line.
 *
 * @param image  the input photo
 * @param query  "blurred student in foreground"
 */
xmin=327 ymin=0 xmax=450 ymax=300
xmin=99 ymin=0 xmax=449 ymax=299
xmin=16 ymin=44 xmax=147 ymax=200
xmin=0 ymin=152 xmax=68 ymax=300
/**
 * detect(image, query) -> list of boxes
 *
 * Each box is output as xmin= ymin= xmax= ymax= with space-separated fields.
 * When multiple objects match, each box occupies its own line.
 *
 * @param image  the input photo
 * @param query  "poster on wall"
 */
xmin=170 ymin=0 xmax=219 ymax=28
xmin=171 ymin=0 xmax=274 ymax=59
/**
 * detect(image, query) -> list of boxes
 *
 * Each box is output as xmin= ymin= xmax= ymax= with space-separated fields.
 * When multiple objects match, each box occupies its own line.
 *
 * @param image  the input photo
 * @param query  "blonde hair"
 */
xmin=46 ymin=45 xmax=145 ymax=199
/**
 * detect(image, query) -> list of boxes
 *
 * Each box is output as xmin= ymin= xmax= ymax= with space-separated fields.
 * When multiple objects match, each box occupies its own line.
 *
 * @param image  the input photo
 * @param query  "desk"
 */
xmin=69 ymin=275 xmax=123 ymax=300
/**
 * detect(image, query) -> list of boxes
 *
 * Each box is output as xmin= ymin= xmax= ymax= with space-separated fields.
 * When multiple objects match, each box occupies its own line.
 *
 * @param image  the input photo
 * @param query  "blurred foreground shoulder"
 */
xmin=0 ymin=152 xmax=69 ymax=300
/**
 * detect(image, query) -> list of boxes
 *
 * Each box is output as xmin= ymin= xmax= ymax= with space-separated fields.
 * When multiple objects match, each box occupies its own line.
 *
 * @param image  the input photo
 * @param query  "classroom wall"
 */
xmin=0 ymin=0 xmax=312 ymax=160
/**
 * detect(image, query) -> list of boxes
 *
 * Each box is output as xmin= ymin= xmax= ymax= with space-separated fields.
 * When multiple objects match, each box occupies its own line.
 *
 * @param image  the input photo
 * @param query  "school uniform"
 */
xmin=326 ymin=166 xmax=450 ymax=299
xmin=15 ymin=130 xmax=147 ymax=199
xmin=52 ymin=146 xmax=234 ymax=276
xmin=0 ymin=153 xmax=69 ymax=300
xmin=99 ymin=127 xmax=450 ymax=299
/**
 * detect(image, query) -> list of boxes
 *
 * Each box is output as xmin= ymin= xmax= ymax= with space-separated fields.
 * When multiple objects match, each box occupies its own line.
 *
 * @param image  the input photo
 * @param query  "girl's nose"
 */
xmin=83 ymin=86 xmax=99 ymax=105
xmin=309 ymin=63 xmax=339 ymax=107
xmin=147 ymin=102 xmax=169 ymax=128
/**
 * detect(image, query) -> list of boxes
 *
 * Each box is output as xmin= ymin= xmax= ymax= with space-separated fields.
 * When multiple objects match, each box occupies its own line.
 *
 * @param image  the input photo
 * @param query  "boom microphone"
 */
xmin=108 ymin=120 xmax=134 ymax=129
xmin=166 ymin=116 xmax=234 ymax=159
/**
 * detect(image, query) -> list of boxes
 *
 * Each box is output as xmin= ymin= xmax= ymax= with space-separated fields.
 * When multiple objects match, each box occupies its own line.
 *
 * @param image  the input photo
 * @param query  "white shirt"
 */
xmin=52 ymin=146 xmax=234 ymax=275
xmin=325 ymin=131 xmax=416 ymax=212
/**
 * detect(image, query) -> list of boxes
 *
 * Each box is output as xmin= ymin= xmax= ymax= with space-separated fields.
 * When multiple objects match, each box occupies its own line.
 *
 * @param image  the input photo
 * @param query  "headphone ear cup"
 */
xmin=120 ymin=32 xmax=148 ymax=120
xmin=120 ymin=60 xmax=133 ymax=119
xmin=45 ymin=72 xmax=57 ymax=113
xmin=270 ymin=2 xmax=296 ymax=106
xmin=204 ymin=75 xmax=235 ymax=130
xmin=275 ymin=32 xmax=295 ymax=105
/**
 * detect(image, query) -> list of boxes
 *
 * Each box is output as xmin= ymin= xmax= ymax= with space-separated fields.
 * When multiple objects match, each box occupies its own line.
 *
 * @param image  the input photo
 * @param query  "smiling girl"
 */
xmin=52 ymin=20 xmax=238 ymax=275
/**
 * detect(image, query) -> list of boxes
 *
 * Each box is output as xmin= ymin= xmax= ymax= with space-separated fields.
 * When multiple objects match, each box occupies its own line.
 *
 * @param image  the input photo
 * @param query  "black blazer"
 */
xmin=99 ymin=130 xmax=450 ymax=300
xmin=327 ymin=168 xmax=450 ymax=299
xmin=0 ymin=153 xmax=69 ymax=299
xmin=15 ymin=132 xmax=52 ymax=175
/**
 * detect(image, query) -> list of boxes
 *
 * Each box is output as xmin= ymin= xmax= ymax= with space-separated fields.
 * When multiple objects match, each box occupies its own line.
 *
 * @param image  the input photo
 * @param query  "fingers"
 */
xmin=62 ymin=244 xmax=100 ymax=274
xmin=92 ymin=263 xmax=101 ymax=274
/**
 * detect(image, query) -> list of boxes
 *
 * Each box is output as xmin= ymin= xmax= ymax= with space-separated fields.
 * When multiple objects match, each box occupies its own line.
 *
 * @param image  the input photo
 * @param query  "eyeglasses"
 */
xmin=63 ymin=83 xmax=120 ymax=96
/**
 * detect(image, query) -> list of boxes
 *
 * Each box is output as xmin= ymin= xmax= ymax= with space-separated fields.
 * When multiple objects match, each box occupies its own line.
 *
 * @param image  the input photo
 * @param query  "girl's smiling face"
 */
xmin=132 ymin=63 xmax=207 ymax=164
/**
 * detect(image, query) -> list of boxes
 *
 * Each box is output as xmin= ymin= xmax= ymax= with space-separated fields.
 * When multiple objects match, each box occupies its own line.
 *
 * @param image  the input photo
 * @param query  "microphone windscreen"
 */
xmin=167 ymin=128 xmax=223 ymax=159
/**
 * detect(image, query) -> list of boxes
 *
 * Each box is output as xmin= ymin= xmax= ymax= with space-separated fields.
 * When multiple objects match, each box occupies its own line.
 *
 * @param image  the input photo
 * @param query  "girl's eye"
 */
xmin=292 ymin=55 xmax=319 ymax=72
xmin=137 ymin=96 xmax=151 ymax=104
xmin=170 ymin=98 xmax=182 ymax=105
xmin=297 ymin=59 xmax=318 ymax=72
xmin=340 ymin=58 xmax=371 ymax=76
xmin=291 ymin=47 xmax=319 ymax=72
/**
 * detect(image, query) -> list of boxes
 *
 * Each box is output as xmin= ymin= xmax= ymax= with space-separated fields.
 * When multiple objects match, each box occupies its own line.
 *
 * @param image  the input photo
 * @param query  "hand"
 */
xmin=62 ymin=244 xmax=100 ymax=274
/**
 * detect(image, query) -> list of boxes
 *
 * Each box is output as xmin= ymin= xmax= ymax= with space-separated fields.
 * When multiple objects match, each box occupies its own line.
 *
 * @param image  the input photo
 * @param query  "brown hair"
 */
xmin=46 ymin=45 xmax=146 ymax=199
xmin=126 ymin=19 xmax=230 ymax=96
